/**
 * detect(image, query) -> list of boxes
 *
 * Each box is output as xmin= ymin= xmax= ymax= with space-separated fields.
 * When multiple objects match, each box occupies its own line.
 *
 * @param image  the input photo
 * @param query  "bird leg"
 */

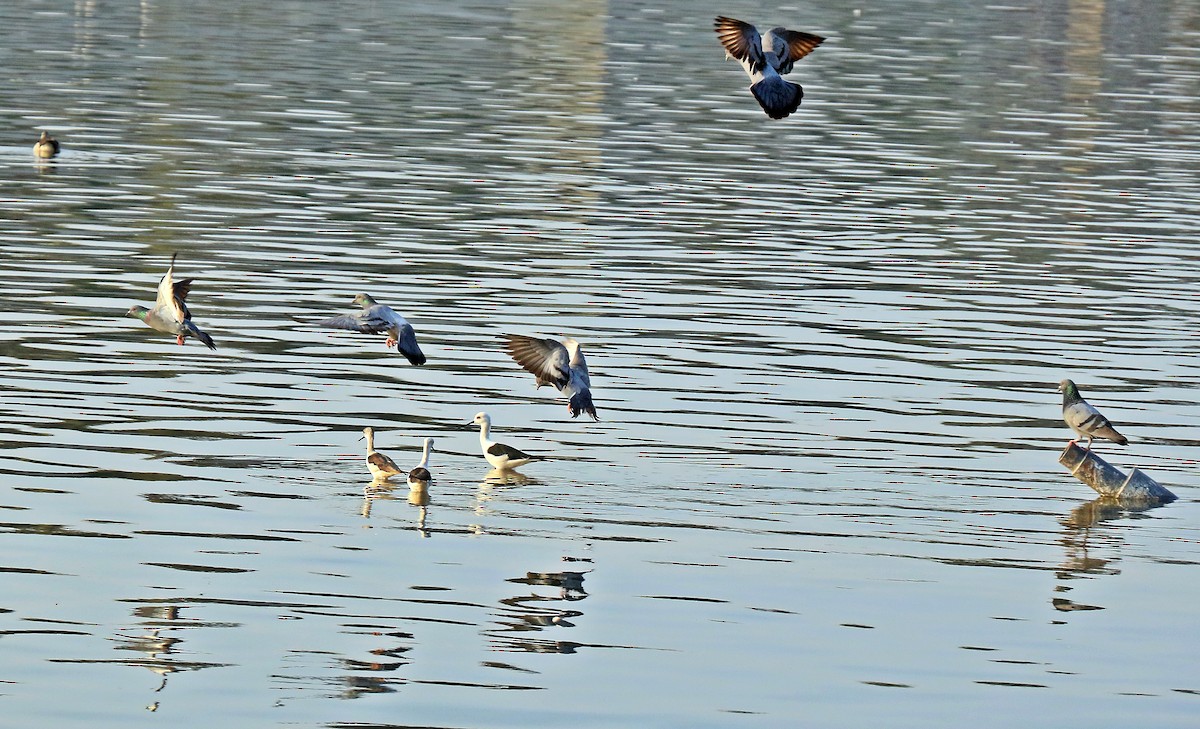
xmin=385 ymin=338 xmax=396 ymax=348
xmin=1084 ymin=436 xmax=1093 ymax=451
xmin=176 ymin=334 xmax=186 ymax=345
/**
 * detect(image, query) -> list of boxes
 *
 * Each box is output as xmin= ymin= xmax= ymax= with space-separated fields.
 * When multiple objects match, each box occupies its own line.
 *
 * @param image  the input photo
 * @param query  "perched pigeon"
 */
xmin=33 ymin=130 xmax=60 ymax=158
xmin=713 ymin=16 xmax=825 ymax=119
xmin=1059 ymin=379 xmax=1128 ymax=450
xmin=408 ymin=437 xmax=434 ymax=487
xmin=503 ymin=334 xmax=598 ymax=420
xmin=126 ymin=253 xmax=217 ymax=350
xmin=360 ymin=426 xmax=405 ymax=481
xmin=319 ymin=293 xmax=426 ymax=365
xmin=471 ymin=412 xmax=545 ymax=471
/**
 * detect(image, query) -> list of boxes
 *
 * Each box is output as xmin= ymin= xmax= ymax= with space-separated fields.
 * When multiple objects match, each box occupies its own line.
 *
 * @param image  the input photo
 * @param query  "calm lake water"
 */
xmin=2 ymin=1 xmax=1199 ymax=727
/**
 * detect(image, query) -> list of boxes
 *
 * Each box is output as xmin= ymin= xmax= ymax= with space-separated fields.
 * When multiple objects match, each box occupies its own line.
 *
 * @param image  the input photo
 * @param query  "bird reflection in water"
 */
xmin=361 ymin=481 xmax=431 ymax=537
xmin=1050 ymin=496 xmax=1169 ymax=613
xmin=487 ymin=567 xmax=590 ymax=655
xmin=475 ymin=468 xmax=538 ymax=515
xmin=107 ymin=603 xmax=227 ymax=709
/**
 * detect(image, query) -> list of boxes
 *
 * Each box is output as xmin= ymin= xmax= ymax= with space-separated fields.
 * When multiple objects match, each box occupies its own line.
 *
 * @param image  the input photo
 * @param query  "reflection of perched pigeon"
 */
xmin=503 ymin=334 xmax=598 ymax=420
xmin=1059 ymin=379 xmax=1128 ymax=450
xmin=360 ymin=427 xmax=404 ymax=481
xmin=126 ymin=254 xmax=217 ymax=350
xmin=319 ymin=294 xmax=426 ymax=365
xmin=33 ymin=130 xmax=60 ymax=158
xmin=408 ymin=437 xmax=434 ymax=487
xmin=713 ymin=16 xmax=825 ymax=119
xmin=471 ymin=412 xmax=545 ymax=471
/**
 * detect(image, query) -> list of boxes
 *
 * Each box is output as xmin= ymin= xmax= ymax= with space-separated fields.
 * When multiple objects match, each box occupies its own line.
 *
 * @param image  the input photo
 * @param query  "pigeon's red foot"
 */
xmin=176 ymin=335 xmax=185 ymax=345
xmin=385 ymin=338 xmax=397 ymax=348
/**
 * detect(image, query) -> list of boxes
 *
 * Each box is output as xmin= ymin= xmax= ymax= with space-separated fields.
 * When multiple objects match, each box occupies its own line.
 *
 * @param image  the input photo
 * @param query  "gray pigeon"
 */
xmin=1058 ymin=379 xmax=1128 ymax=450
xmin=319 ymin=293 xmax=426 ymax=365
xmin=503 ymin=334 xmax=597 ymax=420
xmin=713 ymin=16 xmax=825 ymax=119
xmin=126 ymin=253 xmax=217 ymax=350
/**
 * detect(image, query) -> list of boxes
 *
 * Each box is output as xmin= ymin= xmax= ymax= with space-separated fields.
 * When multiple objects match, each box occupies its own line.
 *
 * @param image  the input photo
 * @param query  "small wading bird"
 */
xmin=503 ymin=334 xmax=598 ymax=420
xmin=361 ymin=427 xmax=405 ymax=481
xmin=408 ymin=437 xmax=434 ymax=487
xmin=318 ymin=293 xmax=426 ymax=365
xmin=126 ymin=253 xmax=217 ymax=350
xmin=1059 ymin=379 xmax=1129 ymax=451
xmin=33 ymin=131 xmax=60 ymax=158
xmin=713 ymin=16 xmax=825 ymax=119
xmin=471 ymin=412 xmax=545 ymax=471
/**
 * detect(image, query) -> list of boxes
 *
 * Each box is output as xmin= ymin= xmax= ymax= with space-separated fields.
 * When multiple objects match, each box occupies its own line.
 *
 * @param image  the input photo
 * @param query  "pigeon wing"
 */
xmin=1065 ymin=401 xmax=1127 ymax=444
xmin=395 ymin=323 xmax=427 ymax=365
xmin=153 ymin=254 xmax=190 ymax=324
xmin=504 ymin=335 xmax=570 ymax=390
xmin=781 ymin=30 xmax=825 ymax=63
xmin=714 ymin=16 xmax=766 ymax=72
xmin=318 ymin=311 xmax=393 ymax=335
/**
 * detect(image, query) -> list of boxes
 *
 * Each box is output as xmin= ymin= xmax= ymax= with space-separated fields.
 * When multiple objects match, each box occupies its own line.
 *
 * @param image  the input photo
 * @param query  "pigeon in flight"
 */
xmin=319 ymin=293 xmax=426 ymax=365
xmin=126 ymin=253 xmax=217 ymax=350
xmin=713 ymin=16 xmax=825 ymax=119
xmin=503 ymin=334 xmax=598 ymax=420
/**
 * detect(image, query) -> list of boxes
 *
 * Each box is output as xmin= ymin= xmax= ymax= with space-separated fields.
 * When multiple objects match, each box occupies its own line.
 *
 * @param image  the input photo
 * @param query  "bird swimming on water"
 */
xmin=1058 ymin=379 xmax=1128 ymax=451
xmin=361 ymin=427 xmax=405 ymax=480
xmin=33 ymin=131 xmax=60 ymax=158
xmin=471 ymin=412 xmax=545 ymax=471
xmin=318 ymin=293 xmax=426 ymax=365
xmin=126 ymin=253 xmax=217 ymax=350
xmin=713 ymin=16 xmax=825 ymax=119
xmin=503 ymin=334 xmax=598 ymax=420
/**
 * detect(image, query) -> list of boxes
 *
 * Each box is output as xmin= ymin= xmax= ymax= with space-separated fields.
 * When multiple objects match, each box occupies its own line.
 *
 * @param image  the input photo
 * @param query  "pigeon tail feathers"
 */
xmin=750 ymin=77 xmax=804 ymax=119
xmin=569 ymin=390 xmax=599 ymax=421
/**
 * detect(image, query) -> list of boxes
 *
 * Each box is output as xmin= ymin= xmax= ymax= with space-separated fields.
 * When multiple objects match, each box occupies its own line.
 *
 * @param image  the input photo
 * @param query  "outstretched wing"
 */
xmin=504 ymin=334 xmax=570 ymax=390
xmin=780 ymin=30 xmax=824 ymax=63
xmin=319 ymin=309 xmax=394 ymax=335
xmin=154 ymin=254 xmax=191 ymax=324
xmin=714 ymin=16 xmax=766 ymax=72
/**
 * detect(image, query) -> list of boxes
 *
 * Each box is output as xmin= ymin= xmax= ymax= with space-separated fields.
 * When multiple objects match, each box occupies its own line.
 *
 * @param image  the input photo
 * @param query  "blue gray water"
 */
xmin=2 ymin=1 xmax=1199 ymax=727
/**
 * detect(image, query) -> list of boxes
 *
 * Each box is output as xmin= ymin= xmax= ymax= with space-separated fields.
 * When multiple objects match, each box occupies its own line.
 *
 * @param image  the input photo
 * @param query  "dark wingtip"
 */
xmin=198 ymin=331 xmax=217 ymax=350
xmin=405 ymin=351 xmax=427 ymax=366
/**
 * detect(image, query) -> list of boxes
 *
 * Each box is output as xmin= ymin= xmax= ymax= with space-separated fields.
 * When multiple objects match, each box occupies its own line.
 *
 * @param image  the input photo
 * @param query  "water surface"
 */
xmin=2 ymin=1 xmax=1199 ymax=727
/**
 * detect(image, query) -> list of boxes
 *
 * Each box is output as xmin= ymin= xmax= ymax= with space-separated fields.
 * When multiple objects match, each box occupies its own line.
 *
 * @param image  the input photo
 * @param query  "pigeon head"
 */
xmin=1058 ymin=379 xmax=1082 ymax=404
xmin=126 ymin=305 xmax=149 ymax=320
xmin=353 ymin=293 xmax=377 ymax=307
